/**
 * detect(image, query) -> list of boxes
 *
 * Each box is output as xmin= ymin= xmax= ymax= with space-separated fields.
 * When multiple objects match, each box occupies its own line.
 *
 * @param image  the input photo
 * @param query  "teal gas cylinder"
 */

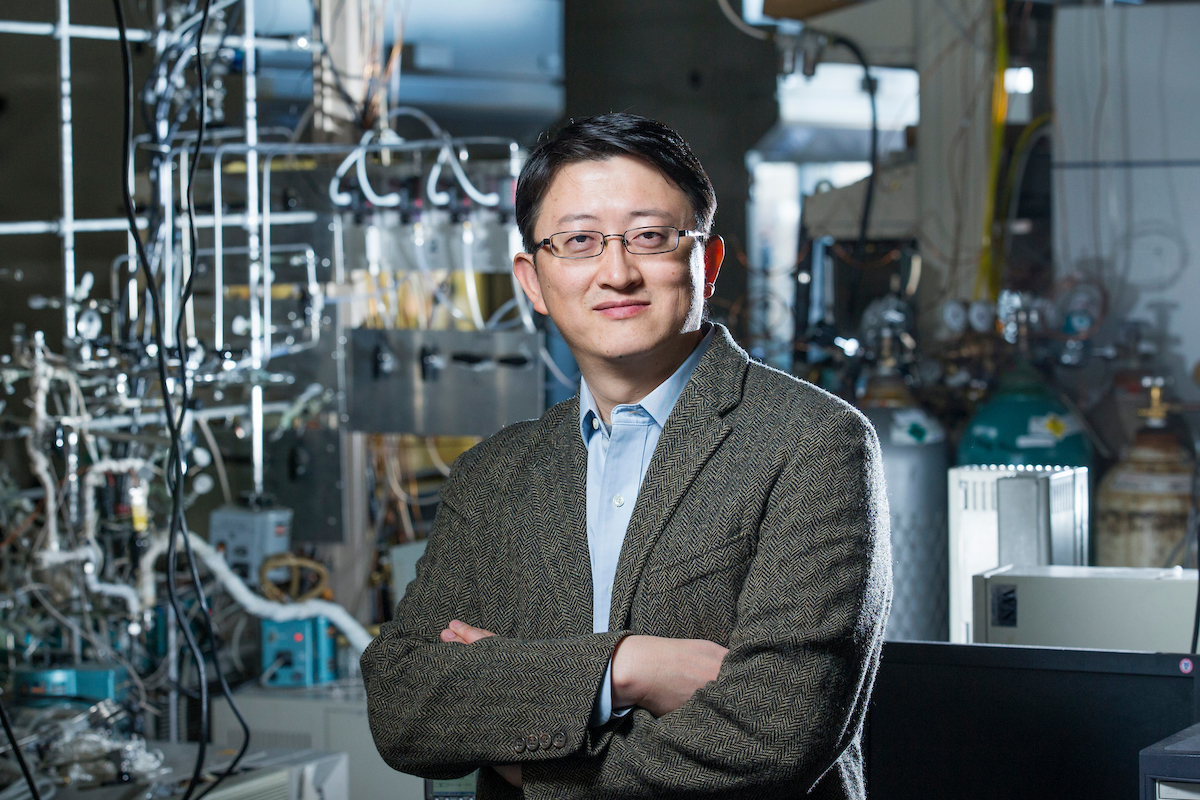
xmin=957 ymin=361 xmax=1092 ymax=467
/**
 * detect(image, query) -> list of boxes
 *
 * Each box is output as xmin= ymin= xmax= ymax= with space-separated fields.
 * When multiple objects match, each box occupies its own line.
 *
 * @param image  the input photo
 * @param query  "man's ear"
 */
xmin=702 ymin=235 xmax=724 ymax=298
xmin=512 ymin=251 xmax=549 ymax=316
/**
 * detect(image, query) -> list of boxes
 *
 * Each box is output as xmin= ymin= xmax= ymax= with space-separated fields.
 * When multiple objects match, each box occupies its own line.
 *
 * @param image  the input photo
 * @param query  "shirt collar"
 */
xmin=579 ymin=324 xmax=715 ymax=442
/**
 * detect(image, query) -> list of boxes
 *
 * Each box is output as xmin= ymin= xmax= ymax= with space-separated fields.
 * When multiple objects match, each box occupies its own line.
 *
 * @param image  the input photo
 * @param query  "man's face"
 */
xmin=512 ymin=155 xmax=722 ymax=370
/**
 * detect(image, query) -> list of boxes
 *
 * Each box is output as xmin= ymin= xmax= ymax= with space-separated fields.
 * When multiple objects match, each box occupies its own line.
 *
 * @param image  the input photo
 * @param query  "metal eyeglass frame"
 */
xmin=535 ymin=226 xmax=703 ymax=259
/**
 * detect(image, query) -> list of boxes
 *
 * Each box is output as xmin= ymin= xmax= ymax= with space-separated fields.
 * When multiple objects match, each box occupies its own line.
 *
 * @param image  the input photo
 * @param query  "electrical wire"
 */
xmin=827 ymin=33 xmax=878 ymax=262
xmin=175 ymin=3 xmax=252 ymax=793
xmin=716 ymin=0 xmax=771 ymax=40
xmin=1192 ymin=474 xmax=1199 ymax=654
xmin=0 ymin=693 xmax=41 ymax=800
xmin=111 ymin=3 xmax=213 ymax=798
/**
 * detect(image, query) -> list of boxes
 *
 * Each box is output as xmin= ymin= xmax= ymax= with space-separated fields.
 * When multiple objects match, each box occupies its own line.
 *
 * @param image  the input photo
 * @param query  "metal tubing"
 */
xmin=243 ymin=0 xmax=267 ymax=500
xmin=167 ymin=604 xmax=178 ymax=742
xmin=213 ymin=146 xmax=226 ymax=351
xmin=83 ymin=401 xmax=290 ymax=431
xmin=251 ymin=384 xmax=264 ymax=496
xmin=157 ymin=156 xmax=175 ymax=347
xmin=0 ymin=213 xmax=311 ymax=236
xmin=0 ymin=23 xmax=311 ymax=49
xmin=57 ymin=0 xmax=76 ymax=337
xmin=333 ymin=214 xmax=347 ymax=420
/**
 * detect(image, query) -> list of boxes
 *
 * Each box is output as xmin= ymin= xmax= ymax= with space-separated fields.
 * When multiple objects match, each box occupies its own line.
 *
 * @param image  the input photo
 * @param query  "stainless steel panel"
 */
xmin=265 ymin=427 xmax=345 ymax=544
xmin=347 ymin=328 xmax=543 ymax=436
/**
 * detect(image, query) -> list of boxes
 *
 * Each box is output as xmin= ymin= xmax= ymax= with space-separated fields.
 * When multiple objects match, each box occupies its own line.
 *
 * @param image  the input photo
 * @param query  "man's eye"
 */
xmin=634 ymin=231 xmax=664 ymax=244
xmin=562 ymin=233 xmax=598 ymax=251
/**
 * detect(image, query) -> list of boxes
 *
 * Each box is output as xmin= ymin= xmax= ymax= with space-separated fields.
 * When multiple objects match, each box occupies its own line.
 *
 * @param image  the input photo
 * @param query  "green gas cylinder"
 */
xmin=957 ymin=361 xmax=1092 ymax=467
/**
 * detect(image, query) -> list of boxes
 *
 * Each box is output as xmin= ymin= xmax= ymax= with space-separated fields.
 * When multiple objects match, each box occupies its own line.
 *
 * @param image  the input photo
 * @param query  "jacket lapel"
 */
xmin=608 ymin=327 xmax=748 ymax=630
xmin=540 ymin=399 xmax=593 ymax=635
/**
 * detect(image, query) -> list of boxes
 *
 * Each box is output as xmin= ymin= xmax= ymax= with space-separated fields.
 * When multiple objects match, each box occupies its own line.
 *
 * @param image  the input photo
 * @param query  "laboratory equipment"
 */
xmin=1096 ymin=379 xmax=1196 ymax=568
xmin=1141 ymin=722 xmax=1200 ymax=800
xmin=860 ymin=340 xmax=948 ymax=641
xmin=947 ymin=464 xmax=1089 ymax=642
xmin=972 ymin=565 xmax=1197 ymax=651
xmin=260 ymin=617 xmax=338 ymax=688
xmin=212 ymin=684 xmax=425 ymax=800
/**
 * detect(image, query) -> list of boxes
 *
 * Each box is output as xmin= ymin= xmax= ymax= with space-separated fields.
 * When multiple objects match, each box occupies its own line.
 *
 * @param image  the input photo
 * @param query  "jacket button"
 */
xmin=539 ymin=732 xmax=551 ymax=749
xmin=526 ymin=734 xmax=539 ymax=752
xmin=552 ymin=731 xmax=567 ymax=749
xmin=514 ymin=737 xmax=526 ymax=753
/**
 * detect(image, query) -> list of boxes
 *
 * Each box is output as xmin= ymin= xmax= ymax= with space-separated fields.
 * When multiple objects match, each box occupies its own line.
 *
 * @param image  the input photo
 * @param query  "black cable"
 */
xmin=829 ymin=34 xmax=878 ymax=263
xmin=1191 ymin=474 xmax=1199 ymax=654
xmin=0 ymin=692 xmax=42 ymax=800
xmin=177 ymin=14 xmax=254 ymax=777
xmin=111 ymin=3 xmax=210 ymax=799
xmin=156 ymin=3 xmax=254 ymax=795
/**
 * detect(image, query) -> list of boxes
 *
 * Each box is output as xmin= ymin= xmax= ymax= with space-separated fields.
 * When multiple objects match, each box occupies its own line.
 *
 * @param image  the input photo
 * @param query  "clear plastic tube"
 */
xmin=461 ymin=221 xmax=485 ymax=329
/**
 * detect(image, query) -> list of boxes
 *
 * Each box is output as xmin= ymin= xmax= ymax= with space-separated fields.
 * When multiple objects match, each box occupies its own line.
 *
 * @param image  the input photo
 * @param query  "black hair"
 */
xmin=514 ymin=113 xmax=716 ymax=253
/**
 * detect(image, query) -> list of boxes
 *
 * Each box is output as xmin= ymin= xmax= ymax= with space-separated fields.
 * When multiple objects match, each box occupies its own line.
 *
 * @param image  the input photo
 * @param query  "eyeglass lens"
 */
xmin=548 ymin=226 xmax=679 ymax=259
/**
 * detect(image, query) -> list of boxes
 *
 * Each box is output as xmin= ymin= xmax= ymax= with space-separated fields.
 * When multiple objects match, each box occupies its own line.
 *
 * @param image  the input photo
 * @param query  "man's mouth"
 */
xmin=594 ymin=299 xmax=650 ymax=319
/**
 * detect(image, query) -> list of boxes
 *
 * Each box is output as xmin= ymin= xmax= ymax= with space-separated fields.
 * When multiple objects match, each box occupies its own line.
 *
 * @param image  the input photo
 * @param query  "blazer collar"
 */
xmin=542 ymin=325 xmax=750 ymax=633
xmin=608 ymin=325 xmax=748 ymax=629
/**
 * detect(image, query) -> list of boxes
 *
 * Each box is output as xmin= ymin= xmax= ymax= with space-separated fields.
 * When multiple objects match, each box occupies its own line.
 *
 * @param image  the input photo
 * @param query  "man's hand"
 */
xmin=439 ymin=622 xmax=521 ymax=787
xmin=610 ymin=635 xmax=728 ymax=717
xmin=493 ymin=764 xmax=522 ymax=788
xmin=439 ymin=619 xmax=494 ymax=644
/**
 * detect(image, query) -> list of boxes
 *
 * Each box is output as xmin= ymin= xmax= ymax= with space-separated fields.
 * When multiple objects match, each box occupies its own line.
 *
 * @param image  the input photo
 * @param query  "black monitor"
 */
xmin=866 ymin=642 xmax=1200 ymax=799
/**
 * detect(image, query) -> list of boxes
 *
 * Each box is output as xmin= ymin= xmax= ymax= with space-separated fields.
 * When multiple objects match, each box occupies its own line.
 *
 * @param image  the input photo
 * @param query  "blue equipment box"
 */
xmin=260 ymin=617 xmax=337 ymax=687
xmin=14 ymin=664 xmax=127 ymax=702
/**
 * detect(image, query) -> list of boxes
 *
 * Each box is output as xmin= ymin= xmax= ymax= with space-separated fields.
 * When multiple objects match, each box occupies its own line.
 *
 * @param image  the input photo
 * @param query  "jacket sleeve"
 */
xmin=360 ymin=444 xmax=627 ymax=780
xmin=521 ymin=408 xmax=892 ymax=799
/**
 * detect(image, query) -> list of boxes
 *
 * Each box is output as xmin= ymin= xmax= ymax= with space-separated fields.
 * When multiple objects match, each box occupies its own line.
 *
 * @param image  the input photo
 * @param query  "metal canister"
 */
xmin=1096 ymin=380 xmax=1195 ymax=567
xmin=861 ymin=368 xmax=949 ymax=641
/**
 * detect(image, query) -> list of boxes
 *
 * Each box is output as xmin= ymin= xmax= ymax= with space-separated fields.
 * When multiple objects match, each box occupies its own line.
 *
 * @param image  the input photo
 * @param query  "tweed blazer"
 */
xmin=362 ymin=325 xmax=892 ymax=800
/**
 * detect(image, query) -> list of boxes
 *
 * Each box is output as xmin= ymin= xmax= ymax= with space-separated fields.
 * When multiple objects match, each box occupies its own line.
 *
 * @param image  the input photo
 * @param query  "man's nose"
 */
xmin=596 ymin=235 xmax=642 ymax=290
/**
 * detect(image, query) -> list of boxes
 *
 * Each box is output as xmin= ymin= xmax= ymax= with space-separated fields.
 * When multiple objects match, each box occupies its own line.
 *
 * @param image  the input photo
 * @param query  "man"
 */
xmin=362 ymin=113 xmax=891 ymax=799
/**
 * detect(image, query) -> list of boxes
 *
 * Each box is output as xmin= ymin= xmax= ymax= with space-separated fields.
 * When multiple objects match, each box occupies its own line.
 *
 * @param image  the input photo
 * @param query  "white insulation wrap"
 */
xmin=38 ymin=544 xmax=141 ymax=618
xmin=139 ymin=532 xmax=374 ymax=653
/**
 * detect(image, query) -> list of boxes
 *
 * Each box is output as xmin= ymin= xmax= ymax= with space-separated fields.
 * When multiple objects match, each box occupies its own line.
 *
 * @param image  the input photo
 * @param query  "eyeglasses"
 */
xmin=536 ymin=226 xmax=700 ymax=260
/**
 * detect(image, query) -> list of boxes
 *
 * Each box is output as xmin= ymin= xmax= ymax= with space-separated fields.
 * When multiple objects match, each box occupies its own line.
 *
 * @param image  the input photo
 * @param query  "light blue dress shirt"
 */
xmin=580 ymin=325 xmax=715 ymax=726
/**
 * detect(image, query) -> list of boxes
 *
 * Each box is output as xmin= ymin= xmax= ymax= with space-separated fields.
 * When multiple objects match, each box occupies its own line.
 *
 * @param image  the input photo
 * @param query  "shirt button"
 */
xmin=514 ymin=737 xmax=527 ymax=754
xmin=591 ymin=417 xmax=599 ymax=430
xmin=526 ymin=734 xmax=540 ymax=752
xmin=552 ymin=731 xmax=567 ymax=749
xmin=613 ymin=494 xmax=624 ymax=507
xmin=539 ymin=732 xmax=551 ymax=749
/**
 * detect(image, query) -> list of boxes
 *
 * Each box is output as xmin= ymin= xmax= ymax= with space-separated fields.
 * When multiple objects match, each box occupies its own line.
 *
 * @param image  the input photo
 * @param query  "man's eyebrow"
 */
xmin=554 ymin=212 xmax=599 ymax=227
xmin=626 ymin=209 xmax=674 ymax=221
xmin=553 ymin=209 xmax=676 ymax=228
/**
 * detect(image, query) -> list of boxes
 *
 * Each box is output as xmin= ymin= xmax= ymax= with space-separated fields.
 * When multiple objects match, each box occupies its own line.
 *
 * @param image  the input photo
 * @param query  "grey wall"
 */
xmin=563 ymin=0 xmax=779 ymax=339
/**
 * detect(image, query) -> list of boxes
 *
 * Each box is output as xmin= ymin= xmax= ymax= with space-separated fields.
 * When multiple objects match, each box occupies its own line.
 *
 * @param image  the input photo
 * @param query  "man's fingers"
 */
xmin=445 ymin=619 xmax=496 ymax=644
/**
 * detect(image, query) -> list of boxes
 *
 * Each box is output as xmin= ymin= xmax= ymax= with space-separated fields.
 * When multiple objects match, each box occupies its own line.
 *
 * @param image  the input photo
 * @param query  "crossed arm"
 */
xmin=363 ymin=408 xmax=889 ymax=798
xmin=440 ymin=619 xmax=730 ymax=787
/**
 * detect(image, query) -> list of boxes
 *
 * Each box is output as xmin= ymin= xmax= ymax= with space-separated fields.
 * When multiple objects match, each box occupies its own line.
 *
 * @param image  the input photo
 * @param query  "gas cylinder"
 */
xmin=1096 ymin=378 xmax=1195 ymax=568
xmin=957 ymin=359 xmax=1092 ymax=468
xmin=861 ymin=347 xmax=949 ymax=641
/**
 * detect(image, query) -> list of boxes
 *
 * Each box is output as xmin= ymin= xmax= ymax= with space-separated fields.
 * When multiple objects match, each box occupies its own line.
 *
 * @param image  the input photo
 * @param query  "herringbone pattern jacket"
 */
xmin=362 ymin=325 xmax=891 ymax=799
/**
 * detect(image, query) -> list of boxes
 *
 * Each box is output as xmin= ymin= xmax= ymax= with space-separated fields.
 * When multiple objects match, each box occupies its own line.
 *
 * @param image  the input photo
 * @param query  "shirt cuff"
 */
xmin=589 ymin=657 xmax=633 ymax=728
